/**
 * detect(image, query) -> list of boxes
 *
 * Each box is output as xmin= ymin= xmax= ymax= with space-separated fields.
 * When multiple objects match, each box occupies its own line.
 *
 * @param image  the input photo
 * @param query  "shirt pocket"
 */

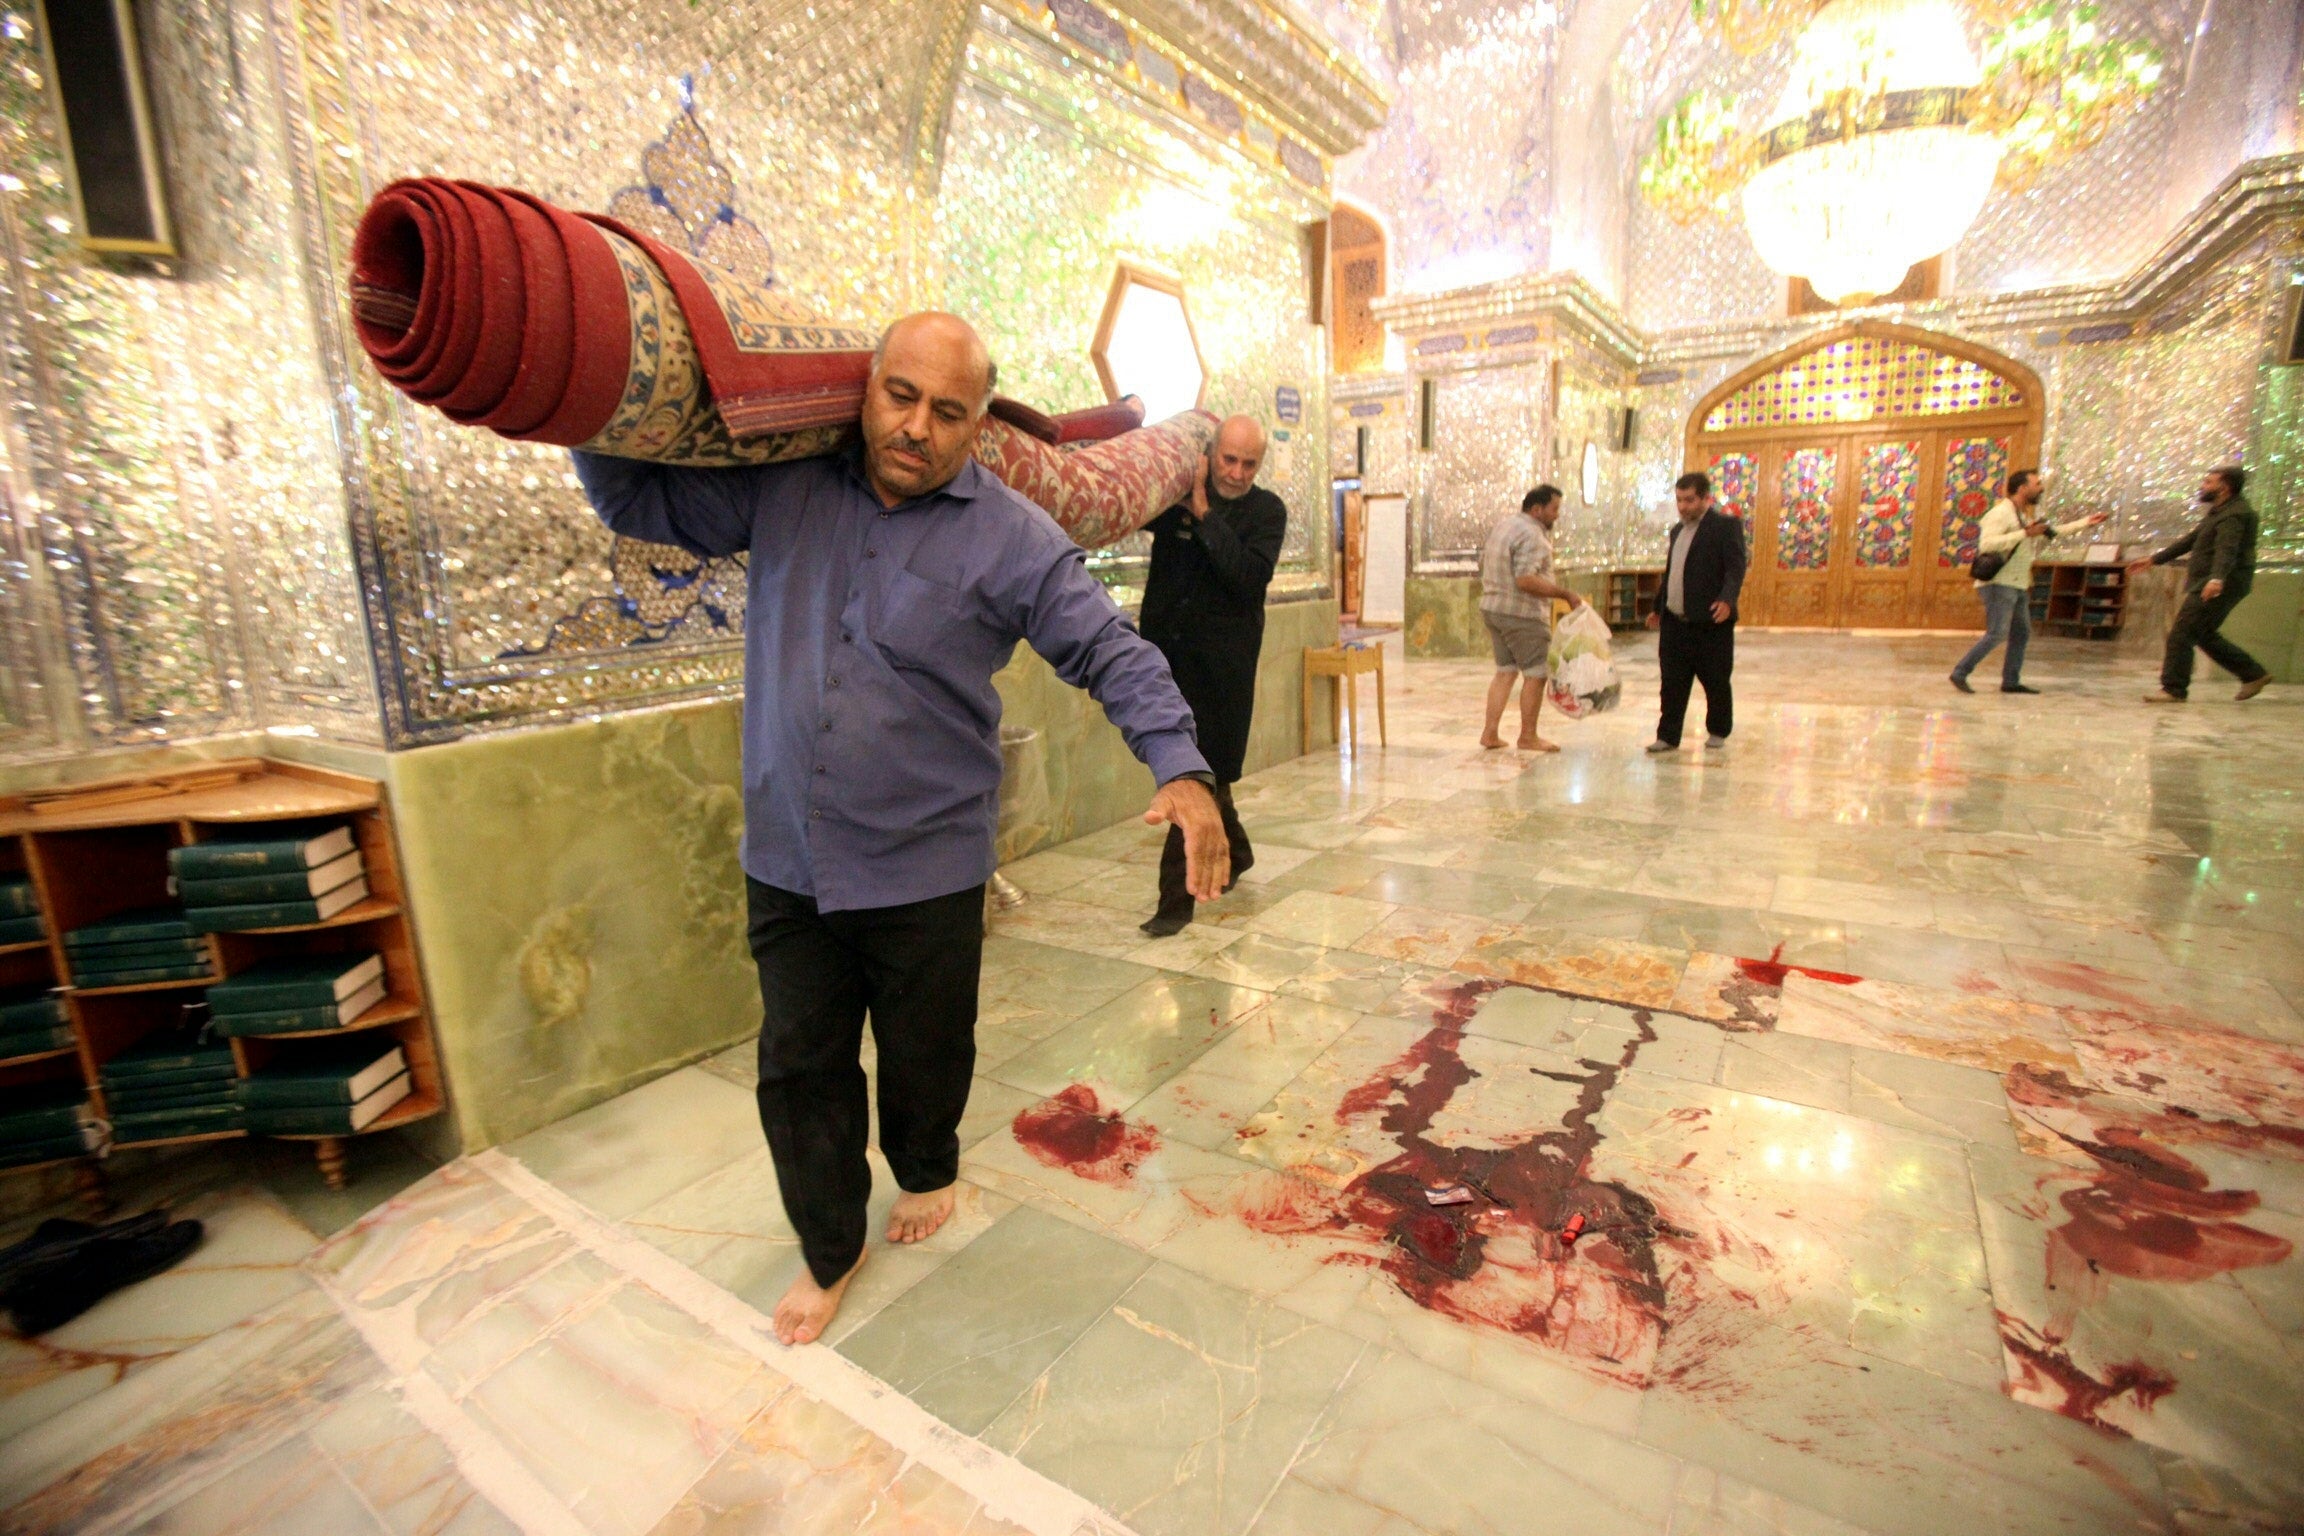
xmin=873 ymin=565 xmax=993 ymax=676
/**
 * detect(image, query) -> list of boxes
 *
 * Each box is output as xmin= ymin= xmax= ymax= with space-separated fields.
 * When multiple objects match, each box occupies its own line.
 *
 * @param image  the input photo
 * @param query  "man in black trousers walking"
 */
xmin=2137 ymin=465 xmax=2272 ymax=704
xmin=1138 ymin=415 xmax=1290 ymax=936
xmin=1647 ymin=470 xmax=1747 ymax=753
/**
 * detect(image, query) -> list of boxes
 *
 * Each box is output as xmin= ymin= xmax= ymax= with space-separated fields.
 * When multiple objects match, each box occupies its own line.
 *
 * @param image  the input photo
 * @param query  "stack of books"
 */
xmin=100 ymin=1028 xmax=241 ymax=1144
xmin=0 ymin=987 xmax=71 ymax=1059
xmin=64 ymin=910 xmax=213 ymax=988
xmin=206 ymin=953 xmax=387 ymax=1037
xmin=171 ymin=827 xmax=369 ymax=933
xmin=239 ymin=1040 xmax=412 ymax=1135
xmin=0 ymin=1081 xmax=102 ymax=1169
xmin=0 ymin=874 xmax=45 ymax=945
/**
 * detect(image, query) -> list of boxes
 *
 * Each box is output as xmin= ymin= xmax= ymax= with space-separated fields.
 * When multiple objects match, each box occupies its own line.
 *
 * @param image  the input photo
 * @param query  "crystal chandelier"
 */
xmin=1640 ymin=1 xmax=2163 ymax=303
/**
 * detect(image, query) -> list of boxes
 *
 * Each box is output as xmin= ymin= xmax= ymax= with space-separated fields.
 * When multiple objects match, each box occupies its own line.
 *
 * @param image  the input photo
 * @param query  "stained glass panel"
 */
xmin=1703 ymin=336 xmax=2024 ymax=433
xmin=1939 ymin=435 xmax=2012 ymax=567
xmin=1710 ymin=450 xmax=1757 ymax=557
xmin=1854 ymin=441 xmax=1921 ymax=568
xmin=1777 ymin=447 xmax=1836 ymax=571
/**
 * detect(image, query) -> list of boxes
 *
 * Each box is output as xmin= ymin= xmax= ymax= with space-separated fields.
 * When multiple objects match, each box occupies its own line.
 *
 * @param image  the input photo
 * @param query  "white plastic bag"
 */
xmin=1546 ymin=605 xmax=1621 ymax=718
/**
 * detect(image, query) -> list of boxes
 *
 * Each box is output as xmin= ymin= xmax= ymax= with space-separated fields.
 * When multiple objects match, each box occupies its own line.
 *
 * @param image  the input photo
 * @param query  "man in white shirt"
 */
xmin=1477 ymin=485 xmax=1587 ymax=752
xmin=1950 ymin=469 xmax=2105 ymax=694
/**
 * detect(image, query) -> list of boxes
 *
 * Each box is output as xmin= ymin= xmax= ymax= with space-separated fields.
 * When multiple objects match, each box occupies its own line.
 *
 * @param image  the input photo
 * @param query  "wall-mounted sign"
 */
xmin=1581 ymin=439 xmax=1601 ymax=508
xmin=1274 ymin=385 xmax=1302 ymax=424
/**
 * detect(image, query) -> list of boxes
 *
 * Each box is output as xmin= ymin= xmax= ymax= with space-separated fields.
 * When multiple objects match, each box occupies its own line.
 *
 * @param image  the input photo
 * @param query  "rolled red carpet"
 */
xmin=349 ymin=178 xmax=1214 ymax=544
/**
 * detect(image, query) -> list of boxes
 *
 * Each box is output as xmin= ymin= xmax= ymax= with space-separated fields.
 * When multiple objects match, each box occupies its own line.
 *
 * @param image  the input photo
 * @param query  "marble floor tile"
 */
xmin=1716 ymin=1031 xmax=1854 ymax=1113
xmin=501 ymin=1066 xmax=761 ymax=1220
xmin=837 ymin=1204 xmax=1153 ymax=1435
xmin=982 ymin=1262 xmax=1366 ymax=1536
xmin=1246 ymin=891 xmax=1397 ymax=948
xmin=1455 ymin=927 xmax=1689 ymax=1009
xmin=1131 ymin=997 xmax=1364 ymax=1151
xmin=123 ymin=1433 xmax=392 ymax=1536
xmin=1287 ymin=1348 xmax=1683 ymax=1536
xmin=991 ymin=972 xmax=1273 ymax=1105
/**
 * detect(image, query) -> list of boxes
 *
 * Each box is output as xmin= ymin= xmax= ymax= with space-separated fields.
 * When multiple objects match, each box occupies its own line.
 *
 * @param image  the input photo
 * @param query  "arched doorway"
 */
xmin=1686 ymin=323 xmax=2043 ymax=630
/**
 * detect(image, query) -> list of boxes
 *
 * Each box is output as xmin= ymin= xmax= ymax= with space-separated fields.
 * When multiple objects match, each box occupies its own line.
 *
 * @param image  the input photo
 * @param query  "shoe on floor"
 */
xmin=2236 ymin=676 xmax=2271 ymax=701
xmin=1705 ymin=735 xmax=1727 ymax=749
xmin=1139 ymin=909 xmax=1192 ymax=938
xmin=5 ymin=1216 xmax=203 ymax=1335
xmin=1949 ymin=674 xmax=1974 ymax=693
xmin=2143 ymin=691 xmax=2185 ymax=704
xmin=1645 ymin=740 xmax=1677 ymax=753
xmin=2001 ymin=683 xmax=2040 ymax=694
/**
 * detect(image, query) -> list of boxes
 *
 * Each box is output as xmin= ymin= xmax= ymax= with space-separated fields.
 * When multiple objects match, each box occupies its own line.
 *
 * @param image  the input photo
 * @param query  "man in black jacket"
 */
xmin=1138 ymin=415 xmax=1291 ymax=935
xmin=1646 ymin=470 xmax=1748 ymax=752
xmin=2137 ymin=465 xmax=2270 ymax=703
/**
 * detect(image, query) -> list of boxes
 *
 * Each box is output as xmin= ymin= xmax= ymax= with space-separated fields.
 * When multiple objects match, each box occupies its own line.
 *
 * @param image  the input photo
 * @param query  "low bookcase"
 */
xmin=0 ymin=759 xmax=444 ymax=1200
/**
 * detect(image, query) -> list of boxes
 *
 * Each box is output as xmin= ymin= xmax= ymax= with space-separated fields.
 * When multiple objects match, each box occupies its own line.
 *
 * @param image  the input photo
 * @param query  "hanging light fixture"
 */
xmin=1741 ymin=0 xmax=2001 ymax=302
xmin=1640 ymin=1 xmax=2163 ymax=304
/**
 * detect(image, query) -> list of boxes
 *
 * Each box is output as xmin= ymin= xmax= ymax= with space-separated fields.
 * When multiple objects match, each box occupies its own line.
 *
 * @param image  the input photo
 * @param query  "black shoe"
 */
xmin=2001 ymin=683 xmax=2040 ymax=694
xmin=1949 ymin=674 xmax=1974 ymax=693
xmin=0 ymin=1210 xmax=167 ymax=1296
xmin=1139 ymin=909 xmax=1192 ymax=939
xmin=5 ymin=1216 xmax=203 ymax=1335
xmin=0 ymin=1219 xmax=97 ymax=1290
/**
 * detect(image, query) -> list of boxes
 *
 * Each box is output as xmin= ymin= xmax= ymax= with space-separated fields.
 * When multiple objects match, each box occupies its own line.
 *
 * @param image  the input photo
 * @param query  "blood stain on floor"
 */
xmin=1997 ymin=1312 xmax=2178 ymax=1435
xmin=1011 ymin=1084 xmax=1160 ymax=1186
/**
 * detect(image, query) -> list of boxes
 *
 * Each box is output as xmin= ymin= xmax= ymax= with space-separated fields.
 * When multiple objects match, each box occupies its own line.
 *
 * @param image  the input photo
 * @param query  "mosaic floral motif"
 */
xmin=1776 ymin=446 xmax=1836 ymax=571
xmin=1709 ymin=450 xmax=1757 ymax=557
xmin=1854 ymin=439 xmax=1920 ymax=569
xmin=1939 ymin=434 xmax=2013 ymax=567
xmin=1705 ymin=336 xmax=2024 ymax=432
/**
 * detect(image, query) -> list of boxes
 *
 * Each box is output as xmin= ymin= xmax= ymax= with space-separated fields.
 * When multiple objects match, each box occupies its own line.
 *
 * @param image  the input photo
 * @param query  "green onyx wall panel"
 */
xmin=385 ymin=598 xmax=1338 ymax=1151
xmin=1404 ymin=576 xmax=1487 ymax=659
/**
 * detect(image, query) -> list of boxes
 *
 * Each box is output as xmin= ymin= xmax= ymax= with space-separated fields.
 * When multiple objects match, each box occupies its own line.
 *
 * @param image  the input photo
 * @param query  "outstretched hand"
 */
xmin=1144 ymin=778 xmax=1229 ymax=901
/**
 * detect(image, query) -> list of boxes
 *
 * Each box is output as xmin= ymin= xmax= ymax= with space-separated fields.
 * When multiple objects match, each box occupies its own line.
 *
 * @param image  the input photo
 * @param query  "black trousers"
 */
xmin=1656 ymin=613 xmax=1734 ymax=746
xmin=746 ymin=878 xmax=984 ymax=1287
xmin=2160 ymin=589 xmax=2266 ymax=697
xmin=1154 ymin=779 xmax=1253 ymax=917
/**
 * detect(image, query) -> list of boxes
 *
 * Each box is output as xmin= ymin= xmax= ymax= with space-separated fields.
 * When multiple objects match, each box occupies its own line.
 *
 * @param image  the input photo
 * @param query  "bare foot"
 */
xmin=1516 ymin=736 xmax=1561 ymax=753
xmin=1479 ymin=733 xmax=1507 ymax=750
xmin=772 ymin=1251 xmax=865 ymax=1346
xmin=887 ymin=1185 xmax=956 ymax=1244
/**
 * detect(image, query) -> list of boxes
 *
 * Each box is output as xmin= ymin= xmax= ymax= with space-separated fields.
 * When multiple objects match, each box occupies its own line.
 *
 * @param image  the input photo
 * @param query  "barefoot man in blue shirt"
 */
xmin=574 ymin=313 xmax=1229 ymax=1344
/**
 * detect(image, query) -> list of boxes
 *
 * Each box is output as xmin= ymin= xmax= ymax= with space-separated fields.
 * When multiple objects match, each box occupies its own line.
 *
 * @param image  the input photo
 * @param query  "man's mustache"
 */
xmin=882 ymin=431 xmax=932 ymax=461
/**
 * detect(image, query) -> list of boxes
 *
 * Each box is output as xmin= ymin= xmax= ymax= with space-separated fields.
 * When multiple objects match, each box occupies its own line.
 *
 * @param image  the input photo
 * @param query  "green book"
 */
xmin=173 ymin=852 xmax=364 ymax=906
xmin=169 ymin=826 xmax=356 ymax=879
xmin=101 ymin=1061 xmax=235 ymax=1092
xmin=65 ymin=908 xmax=194 ymax=945
xmin=212 ymin=976 xmax=388 ymax=1037
xmin=207 ymin=953 xmax=384 ymax=1011
xmin=112 ymin=1104 xmax=244 ymax=1141
xmin=0 ymin=1083 xmax=91 ymax=1140
xmin=243 ymin=1072 xmax=409 ymax=1135
xmin=239 ymin=1043 xmax=406 ymax=1108
xmin=101 ymin=1031 xmax=234 ymax=1080
xmin=110 ymin=1081 xmax=239 ymax=1113
xmin=0 ymin=915 xmax=45 ymax=944
xmin=69 ymin=961 xmax=215 ymax=988
xmin=0 ymin=1024 xmax=73 ymax=1058
xmin=0 ymin=1134 xmax=94 ymax=1168
xmin=185 ymin=877 xmax=369 ymax=933
xmin=63 ymin=936 xmax=208 ymax=964
xmin=0 ymin=993 xmax=66 ymax=1030
xmin=0 ymin=878 xmax=37 ymax=918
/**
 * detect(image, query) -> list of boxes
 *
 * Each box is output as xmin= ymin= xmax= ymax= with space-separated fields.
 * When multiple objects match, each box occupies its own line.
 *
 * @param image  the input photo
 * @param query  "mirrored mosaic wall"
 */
xmin=0 ymin=0 xmax=1358 ymax=756
xmin=0 ymin=0 xmax=378 ymax=760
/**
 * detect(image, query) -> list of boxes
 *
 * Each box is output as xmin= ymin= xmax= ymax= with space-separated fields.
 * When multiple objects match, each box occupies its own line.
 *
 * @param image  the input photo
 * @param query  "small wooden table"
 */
xmin=1303 ymin=643 xmax=1387 ymax=754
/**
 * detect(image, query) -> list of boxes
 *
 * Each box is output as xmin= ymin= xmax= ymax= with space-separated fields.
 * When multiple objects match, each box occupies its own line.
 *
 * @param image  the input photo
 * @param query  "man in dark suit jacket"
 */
xmin=2136 ymin=464 xmax=2271 ymax=703
xmin=1645 ymin=470 xmax=1748 ymax=752
xmin=1138 ymin=415 xmax=1291 ymax=935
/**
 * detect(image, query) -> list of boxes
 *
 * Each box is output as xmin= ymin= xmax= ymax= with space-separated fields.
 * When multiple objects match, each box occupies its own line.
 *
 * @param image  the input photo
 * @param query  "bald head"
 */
xmin=861 ymin=311 xmax=999 ymax=507
xmin=1209 ymin=414 xmax=1268 ymax=500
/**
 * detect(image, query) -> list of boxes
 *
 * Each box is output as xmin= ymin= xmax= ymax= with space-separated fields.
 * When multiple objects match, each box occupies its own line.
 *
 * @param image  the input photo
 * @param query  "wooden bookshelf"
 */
xmin=0 ymin=758 xmax=445 ymax=1194
xmin=1602 ymin=569 xmax=1665 ymax=629
xmin=2028 ymin=560 xmax=2128 ymax=639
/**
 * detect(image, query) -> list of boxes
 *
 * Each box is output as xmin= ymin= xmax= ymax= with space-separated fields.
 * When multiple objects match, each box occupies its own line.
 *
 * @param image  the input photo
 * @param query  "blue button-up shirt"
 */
xmin=572 ymin=448 xmax=1208 ymax=912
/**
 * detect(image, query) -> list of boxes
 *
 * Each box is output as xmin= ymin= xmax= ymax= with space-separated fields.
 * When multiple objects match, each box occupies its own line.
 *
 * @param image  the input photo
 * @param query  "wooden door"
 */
xmin=1923 ymin=430 xmax=2017 ymax=628
xmin=1341 ymin=488 xmax=1366 ymax=618
xmin=1840 ymin=432 xmax=1931 ymax=627
xmin=1753 ymin=439 xmax=1845 ymax=627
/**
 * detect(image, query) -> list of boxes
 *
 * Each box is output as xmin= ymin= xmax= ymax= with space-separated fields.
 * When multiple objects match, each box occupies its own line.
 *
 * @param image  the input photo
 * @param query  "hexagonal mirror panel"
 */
xmin=1091 ymin=264 xmax=1207 ymax=423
